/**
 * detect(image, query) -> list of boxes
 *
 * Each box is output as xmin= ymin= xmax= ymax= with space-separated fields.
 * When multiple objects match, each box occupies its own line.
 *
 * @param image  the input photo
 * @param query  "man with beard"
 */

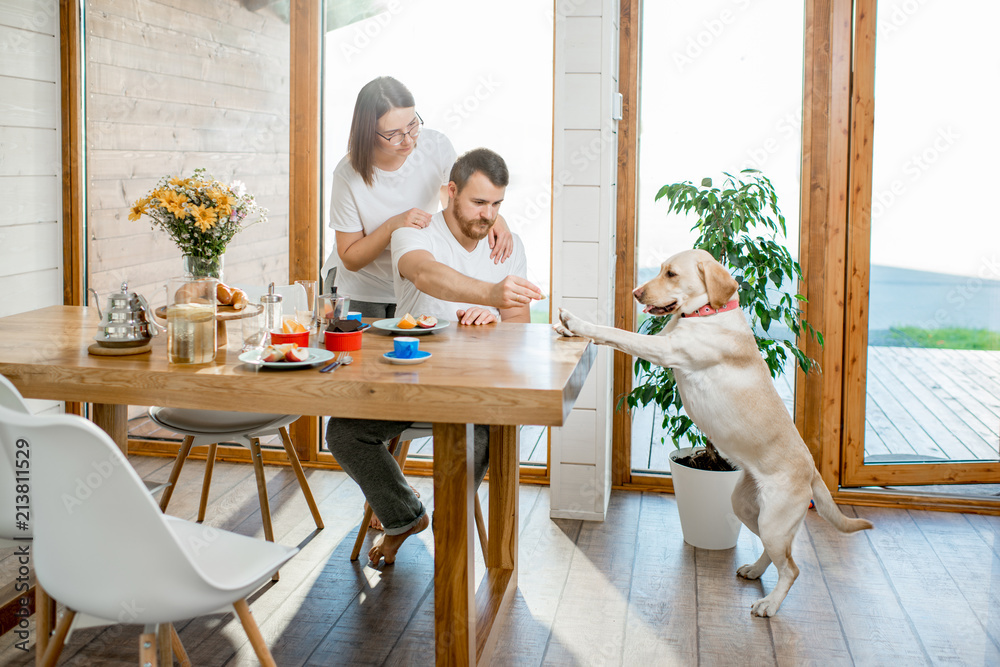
xmin=391 ymin=147 xmax=541 ymax=325
xmin=325 ymin=148 xmax=543 ymax=566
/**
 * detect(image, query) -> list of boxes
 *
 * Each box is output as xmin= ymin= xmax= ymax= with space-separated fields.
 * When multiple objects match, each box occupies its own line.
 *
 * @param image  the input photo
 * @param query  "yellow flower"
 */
xmin=190 ymin=204 xmax=217 ymax=232
xmin=169 ymin=177 xmax=188 ymax=188
xmin=211 ymin=189 xmax=236 ymax=216
xmin=128 ymin=196 xmax=150 ymax=222
xmin=158 ymin=190 xmax=189 ymax=219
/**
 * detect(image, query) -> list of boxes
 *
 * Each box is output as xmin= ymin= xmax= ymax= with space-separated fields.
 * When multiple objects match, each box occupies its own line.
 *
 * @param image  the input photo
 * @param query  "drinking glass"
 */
xmin=317 ymin=294 xmax=350 ymax=331
xmin=167 ymin=276 xmax=217 ymax=364
xmin=294 ymin=280 xmax=318 ymax=330
xmin=240 ymin=310 xmax=267 ymax=352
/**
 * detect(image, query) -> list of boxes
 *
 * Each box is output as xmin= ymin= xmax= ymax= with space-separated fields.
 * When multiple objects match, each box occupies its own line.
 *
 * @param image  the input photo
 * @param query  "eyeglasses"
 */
xmin=375 ymin=113 xmax=423 ymax=146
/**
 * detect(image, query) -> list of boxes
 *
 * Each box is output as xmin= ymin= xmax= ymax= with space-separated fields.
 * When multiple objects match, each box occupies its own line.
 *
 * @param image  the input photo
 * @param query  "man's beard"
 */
xmin=456 ymin=209 xmax=495 ymax=241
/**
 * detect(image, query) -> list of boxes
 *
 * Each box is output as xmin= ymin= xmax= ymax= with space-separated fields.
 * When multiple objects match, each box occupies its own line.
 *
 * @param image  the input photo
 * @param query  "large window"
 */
xmin=321 ymin=0 xmax=554 ymax=469
xmin=632 ymin=0 xmax=805 ymax=473
xmin=842 ymin=0 xmax=1000 ymax=491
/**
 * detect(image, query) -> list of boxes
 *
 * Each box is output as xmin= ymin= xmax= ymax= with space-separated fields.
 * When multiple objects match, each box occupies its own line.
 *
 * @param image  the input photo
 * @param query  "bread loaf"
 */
xmin=216 ymin=282 xmax=249 ymax=310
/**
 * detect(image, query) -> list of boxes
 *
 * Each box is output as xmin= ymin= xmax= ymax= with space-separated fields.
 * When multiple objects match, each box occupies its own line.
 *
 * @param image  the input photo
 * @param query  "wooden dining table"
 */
xmin=0 ymin=305 xmax=595 ymax=666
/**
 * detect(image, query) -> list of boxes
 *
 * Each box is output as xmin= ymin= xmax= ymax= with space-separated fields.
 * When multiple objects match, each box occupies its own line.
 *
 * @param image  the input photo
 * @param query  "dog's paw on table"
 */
xmin=552 ymin=308 xmax=580 ymax=337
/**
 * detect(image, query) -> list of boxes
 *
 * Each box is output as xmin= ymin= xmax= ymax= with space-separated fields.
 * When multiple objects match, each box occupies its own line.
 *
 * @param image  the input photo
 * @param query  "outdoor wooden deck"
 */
xmin=631 ymin=346 xmax=1000 ymax=471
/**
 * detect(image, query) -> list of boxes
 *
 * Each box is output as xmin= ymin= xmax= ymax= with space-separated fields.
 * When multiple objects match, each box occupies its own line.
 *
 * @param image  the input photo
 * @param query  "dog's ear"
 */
xmin=699 ymin=259 xmax=738 ymax=309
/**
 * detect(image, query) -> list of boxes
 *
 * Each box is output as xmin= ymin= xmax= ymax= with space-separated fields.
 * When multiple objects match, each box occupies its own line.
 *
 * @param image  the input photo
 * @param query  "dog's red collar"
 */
xmin=682 ymin=299 xmax=740 ymax=318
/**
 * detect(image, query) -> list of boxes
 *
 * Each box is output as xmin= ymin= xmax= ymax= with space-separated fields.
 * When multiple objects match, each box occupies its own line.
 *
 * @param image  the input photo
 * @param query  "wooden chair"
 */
xmin=350 ymin=424 xmax=488 ymax=561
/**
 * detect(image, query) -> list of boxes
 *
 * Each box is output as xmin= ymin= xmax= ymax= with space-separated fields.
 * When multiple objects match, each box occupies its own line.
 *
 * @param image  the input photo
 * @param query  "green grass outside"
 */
xmin=879 ymin=326 xmax=1000 ymax=351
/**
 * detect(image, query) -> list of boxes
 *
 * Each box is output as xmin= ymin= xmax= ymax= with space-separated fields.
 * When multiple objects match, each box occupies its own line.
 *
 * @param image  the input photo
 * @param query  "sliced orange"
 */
xmin=397 ymin=313 xmax=417 ymax=329
xmin=282 ymin=317 xmax=307 ymax=334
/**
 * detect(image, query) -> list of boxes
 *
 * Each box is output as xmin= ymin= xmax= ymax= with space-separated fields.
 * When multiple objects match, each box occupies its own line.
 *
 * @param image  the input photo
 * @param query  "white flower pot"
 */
xmin=668 ymin=446 xmax=743 ymax=549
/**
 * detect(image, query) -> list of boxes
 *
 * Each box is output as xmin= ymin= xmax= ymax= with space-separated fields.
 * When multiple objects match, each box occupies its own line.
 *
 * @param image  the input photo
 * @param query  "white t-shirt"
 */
xmin=325 ymin=128 xmax=456 ymax=302
xmin=390 ymin=212 xmax=528 ymax=322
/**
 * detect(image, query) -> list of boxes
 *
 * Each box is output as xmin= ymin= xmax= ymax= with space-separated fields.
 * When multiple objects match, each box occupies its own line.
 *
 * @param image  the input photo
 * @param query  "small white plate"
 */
xmin=238 ymin=347 xmax=334 ymax=369
xmin=383 ymin=350 xmax=432 ymax=365
xmin=372 ymin=318 xmax=451 ymax=335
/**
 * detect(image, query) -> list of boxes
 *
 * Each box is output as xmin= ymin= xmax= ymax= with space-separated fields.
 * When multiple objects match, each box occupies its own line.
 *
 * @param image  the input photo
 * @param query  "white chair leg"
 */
xmin=139 ymin=629 xmax=158 ymax=667
xmin=159 ymin=436 xmax=195 ymax=513
xmin=233 ymin=599 xmax=277 ymax=667
xmin=38 ymin=608 xmax=73 ymax=667
xmin=248 ymin=437 xmax=278 ymax=581
xmin=197 ymin=442 xmax=219 ymax=523
xmin=277 ymin=427 xmax=324 ymax=530
xmin=170 ymin=624 xmax=191 ymax=667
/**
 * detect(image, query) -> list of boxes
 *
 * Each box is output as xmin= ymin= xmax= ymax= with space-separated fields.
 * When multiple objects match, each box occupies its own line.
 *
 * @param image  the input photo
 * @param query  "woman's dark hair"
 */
xmin=449 ymin=148 xmax=509 ymax=192
xmin=348 ymin=76 xmax=415 ymax=187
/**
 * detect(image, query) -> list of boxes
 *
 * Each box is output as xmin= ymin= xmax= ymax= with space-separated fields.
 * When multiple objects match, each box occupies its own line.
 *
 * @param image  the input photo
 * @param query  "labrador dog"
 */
xmin=554 ymin=248 xmax=872 ymax=617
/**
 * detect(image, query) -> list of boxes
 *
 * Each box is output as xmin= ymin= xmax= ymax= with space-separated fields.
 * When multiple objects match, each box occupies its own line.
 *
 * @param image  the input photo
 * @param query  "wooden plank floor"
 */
xmin=3 ymin=455 xmax=1000 ymax=665
xmin=633 ymin=346 xmax=1000 ymax=471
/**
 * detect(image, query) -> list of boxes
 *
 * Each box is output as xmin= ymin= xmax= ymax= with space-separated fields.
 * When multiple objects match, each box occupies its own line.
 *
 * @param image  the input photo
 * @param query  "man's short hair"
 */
xmin=449 ymin=148 xmax=509 ymax=192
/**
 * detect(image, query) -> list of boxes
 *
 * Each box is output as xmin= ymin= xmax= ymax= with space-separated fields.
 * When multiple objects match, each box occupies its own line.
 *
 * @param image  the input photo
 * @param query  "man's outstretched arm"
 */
xmin=397 ymin=249 xmax=542 ymax=312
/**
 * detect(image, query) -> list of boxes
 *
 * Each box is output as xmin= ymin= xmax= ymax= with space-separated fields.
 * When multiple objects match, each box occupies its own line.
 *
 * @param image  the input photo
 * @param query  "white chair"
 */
xmin=0 ymin=402 xmax=297 ymax=667
xmin=0 ymin=375 xmax=169 ymax=663
xmin=350 ymin=424 xmax=488 ymax=562
xmin=151 ymin=283 xmax=323 ymax=568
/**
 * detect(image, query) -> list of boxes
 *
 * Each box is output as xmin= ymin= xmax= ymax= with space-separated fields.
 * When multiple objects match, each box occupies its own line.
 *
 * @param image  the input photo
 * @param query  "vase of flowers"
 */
xmin=130 ymin=168 xmax=267 ymax=279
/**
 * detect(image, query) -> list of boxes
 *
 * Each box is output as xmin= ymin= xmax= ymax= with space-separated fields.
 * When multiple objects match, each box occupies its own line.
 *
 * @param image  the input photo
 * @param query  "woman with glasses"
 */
xmin=325 ymin=76 xmax=514 ymax=318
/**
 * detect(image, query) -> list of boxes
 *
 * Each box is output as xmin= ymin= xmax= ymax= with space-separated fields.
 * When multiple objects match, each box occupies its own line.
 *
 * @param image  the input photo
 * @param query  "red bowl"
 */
xmin=324 ymin=329 xmax=363 ymax=352
xmin=269 ymin=330 xmax=310 ymax=347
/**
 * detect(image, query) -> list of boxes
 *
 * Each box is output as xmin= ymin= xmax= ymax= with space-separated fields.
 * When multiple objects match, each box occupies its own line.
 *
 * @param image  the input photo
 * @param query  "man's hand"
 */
xmin=487 ymin=215 xmax=514 ymax=264
xmin=489 ymin=275 xmax=543 ymax=309
xmin=388 ymin=208 xmax=432 ymax=232
xmin=456 ymin=306 xmax=497 ymax=325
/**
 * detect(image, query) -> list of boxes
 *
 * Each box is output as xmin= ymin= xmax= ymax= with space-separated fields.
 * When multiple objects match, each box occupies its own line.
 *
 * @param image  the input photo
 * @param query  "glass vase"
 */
xmin=181 ymin=254 xmax=224 ymax=280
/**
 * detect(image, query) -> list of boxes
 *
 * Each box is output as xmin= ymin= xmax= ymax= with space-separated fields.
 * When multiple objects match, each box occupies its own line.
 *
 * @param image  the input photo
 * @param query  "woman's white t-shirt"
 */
xmin=326 ymin=129 xmax=456 ymax=303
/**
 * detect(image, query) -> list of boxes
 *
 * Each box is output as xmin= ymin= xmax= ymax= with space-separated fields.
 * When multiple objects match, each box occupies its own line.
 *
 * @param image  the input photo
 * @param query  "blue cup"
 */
xmin=394 ymin=336 xmax=419 ymax=359
xmin=346 ymin=311 xmax=362 ymax=321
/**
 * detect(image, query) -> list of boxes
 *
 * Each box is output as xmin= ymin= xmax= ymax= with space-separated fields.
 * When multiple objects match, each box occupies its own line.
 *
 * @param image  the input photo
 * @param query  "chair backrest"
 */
xmin=0 ymin=375 xmax=29 ymax=414
xmin=0 ymin=375 xmax=30 ymax=543
xmin=0 ymin=404 xmax=207 ymax=622
xmin=234 ymin=284 xmax=308 ymax=316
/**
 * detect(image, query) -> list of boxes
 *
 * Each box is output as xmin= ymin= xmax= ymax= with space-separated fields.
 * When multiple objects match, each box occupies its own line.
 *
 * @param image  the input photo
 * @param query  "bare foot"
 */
xmin=368 ymin=512 xmax=430 ymax=565
xmin=369 ymin=485 xmax=420 ymax=532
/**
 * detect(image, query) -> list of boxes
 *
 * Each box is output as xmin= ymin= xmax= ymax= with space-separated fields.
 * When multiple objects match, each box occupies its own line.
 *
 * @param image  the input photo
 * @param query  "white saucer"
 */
xmin=383 ymin=350 xmax=431 ymax=365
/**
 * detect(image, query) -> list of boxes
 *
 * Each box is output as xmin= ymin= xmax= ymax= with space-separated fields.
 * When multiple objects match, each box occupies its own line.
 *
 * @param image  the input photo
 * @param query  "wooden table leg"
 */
xmin=432 ymin=423 xmax=521 ymax=667
xmin=473 ymin=425 xmax=519 ymax=665
xmin=433 ymin=423 xmax=476 ymax=666
xmin=91 ymin=403 xmax=127 ymax=455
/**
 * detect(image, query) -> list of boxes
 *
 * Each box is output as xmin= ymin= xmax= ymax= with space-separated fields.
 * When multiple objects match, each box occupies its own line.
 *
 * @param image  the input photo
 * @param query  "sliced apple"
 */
xmin=285 ymin=346 xmax=310 ymax=362
xmin=260 ymin=345 xmax=284 ymax=362
xmin=416 ymin=315 xmax=438 ymax=329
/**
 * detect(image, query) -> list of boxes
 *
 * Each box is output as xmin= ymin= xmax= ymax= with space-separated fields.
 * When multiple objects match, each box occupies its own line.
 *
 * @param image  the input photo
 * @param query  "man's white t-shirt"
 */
xmin=390 ymin=212 xmax=527 ymax=322
xmin=325 ymin=129 xmax=456 ymax=303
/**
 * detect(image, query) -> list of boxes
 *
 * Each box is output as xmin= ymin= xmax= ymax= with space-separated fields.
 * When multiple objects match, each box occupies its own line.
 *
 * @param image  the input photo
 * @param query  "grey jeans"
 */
xmin=325 ymin=418 xmax=490 ymax=535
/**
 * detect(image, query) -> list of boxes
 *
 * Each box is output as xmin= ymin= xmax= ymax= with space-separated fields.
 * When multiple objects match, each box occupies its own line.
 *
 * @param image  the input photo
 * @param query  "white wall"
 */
xmin=549 ymin=0 xmax=619 ymax=521
xmin=0 ymin=0 xmax=63 ymax=414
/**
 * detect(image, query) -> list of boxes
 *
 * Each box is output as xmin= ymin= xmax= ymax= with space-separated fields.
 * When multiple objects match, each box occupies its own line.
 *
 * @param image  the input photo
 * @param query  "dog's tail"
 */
xmin=810 ymin=472 xmax=873 ymax=533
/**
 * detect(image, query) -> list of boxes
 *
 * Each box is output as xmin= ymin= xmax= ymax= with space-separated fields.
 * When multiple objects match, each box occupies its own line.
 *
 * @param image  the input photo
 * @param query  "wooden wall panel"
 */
xmin=84 ymin=0 xmax=291 ymax=305
xmin=0 ymin=0 xmax=64 ymax=324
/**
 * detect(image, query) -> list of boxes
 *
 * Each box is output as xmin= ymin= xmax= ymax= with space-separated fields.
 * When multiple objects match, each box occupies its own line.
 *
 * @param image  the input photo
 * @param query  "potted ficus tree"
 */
xmin=627 ymin=169 xmax=821 ymax=549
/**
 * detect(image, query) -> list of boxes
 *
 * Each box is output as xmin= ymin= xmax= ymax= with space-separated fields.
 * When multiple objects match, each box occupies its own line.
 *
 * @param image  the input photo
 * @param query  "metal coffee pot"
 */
xmin=89 ymin=281 xmax=164 ymax=348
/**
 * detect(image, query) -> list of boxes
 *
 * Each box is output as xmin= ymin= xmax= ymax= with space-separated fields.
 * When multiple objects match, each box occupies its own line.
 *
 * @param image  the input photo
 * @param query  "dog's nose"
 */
xmin=633 ymin=286 xmax=645 ymax=300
